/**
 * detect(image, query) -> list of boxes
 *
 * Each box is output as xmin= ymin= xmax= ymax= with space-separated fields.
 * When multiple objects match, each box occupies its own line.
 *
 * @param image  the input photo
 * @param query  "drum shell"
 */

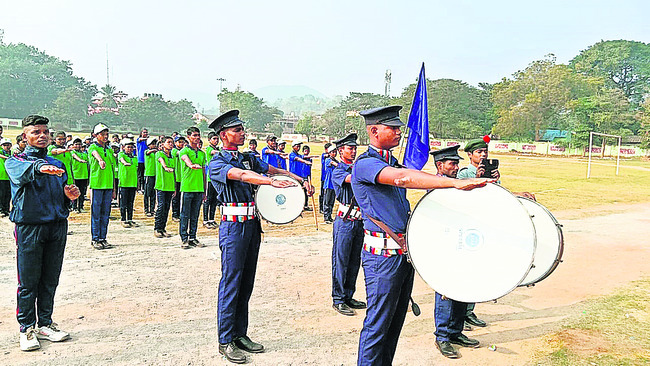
xmin=406 ymin=183 xmax=536 ymax=303
xmin=254 ymin=175 xmax=304 ymax=224
xmin=517 ymin=197 xmax=564 ymax=286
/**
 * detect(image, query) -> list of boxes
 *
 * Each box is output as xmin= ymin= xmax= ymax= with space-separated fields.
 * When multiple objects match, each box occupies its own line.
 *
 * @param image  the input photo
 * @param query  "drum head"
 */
xmin=407 ymin=183 xmax=536 ymax=303
xmin=255 ymin=175 xmax=304 ymax=224
xmin=518 ymin=198 xmax=564 ymax=286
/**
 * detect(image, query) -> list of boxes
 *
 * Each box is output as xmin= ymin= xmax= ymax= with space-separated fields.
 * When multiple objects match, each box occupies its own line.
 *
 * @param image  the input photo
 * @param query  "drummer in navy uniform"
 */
xmin=208 ymin=110 xmax=314 ymax=364
xmin=430 ymin=145 xmax=480 ymax=358
xmin=330 ymin=133 xmax=366 ymax=316
xmin=351 ymin=106 xmax=491 ymax=365
xmin=458 ymin=137 xmax=535 ymax=329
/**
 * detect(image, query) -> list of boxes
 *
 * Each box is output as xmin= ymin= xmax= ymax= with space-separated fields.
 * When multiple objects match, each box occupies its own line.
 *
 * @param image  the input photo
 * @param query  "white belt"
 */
xmin=221 ymin=205 xmax=256 ymax=216
xmin=337 ymin=203 xmax=362 ymax=220
xmin=364 ymin=234 xmax=402 ymax=250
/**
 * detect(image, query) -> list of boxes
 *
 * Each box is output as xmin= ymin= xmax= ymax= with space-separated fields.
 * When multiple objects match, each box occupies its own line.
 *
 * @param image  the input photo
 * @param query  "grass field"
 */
xmin=534 ymin=278 xmax=650 ymax=366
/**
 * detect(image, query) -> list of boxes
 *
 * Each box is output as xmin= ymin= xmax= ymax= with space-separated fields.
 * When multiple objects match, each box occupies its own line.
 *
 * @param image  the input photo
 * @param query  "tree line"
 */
xmin=1 ymin=34 xmax=649 ymax=149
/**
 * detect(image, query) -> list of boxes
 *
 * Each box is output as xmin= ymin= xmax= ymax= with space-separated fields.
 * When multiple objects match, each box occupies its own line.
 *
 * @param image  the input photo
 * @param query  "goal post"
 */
xmin=586 ymin=131 xmax=622 ymax=178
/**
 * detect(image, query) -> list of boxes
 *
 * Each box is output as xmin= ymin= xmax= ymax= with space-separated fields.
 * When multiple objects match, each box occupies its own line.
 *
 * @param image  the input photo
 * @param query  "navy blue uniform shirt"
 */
xmin=332 ymin=161 xmax=355 ymax=205
xmin=209 ymin=149 xmax=269 ymax=203
xmin=6 ymin=146 xmax=70 ymax=224
xmin=261 ymin=147 xmax=278 ymax=168
xmin=351 ymin=146 xmax=410 ymax=234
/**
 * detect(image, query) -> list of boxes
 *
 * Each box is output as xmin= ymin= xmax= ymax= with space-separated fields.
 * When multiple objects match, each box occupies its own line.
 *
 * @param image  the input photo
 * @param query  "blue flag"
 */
xmin=403 ymin=63 xmax=429 ymax=170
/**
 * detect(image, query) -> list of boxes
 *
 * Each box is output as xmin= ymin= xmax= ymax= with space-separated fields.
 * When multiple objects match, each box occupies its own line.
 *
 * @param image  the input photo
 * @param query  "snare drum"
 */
xmin=406 ymin=183 xmax=536 ymax=303
xmin=255 ymin=175 xmax=304 ymax=224
xmin=517 ymin=197 xmax=564 ymax=286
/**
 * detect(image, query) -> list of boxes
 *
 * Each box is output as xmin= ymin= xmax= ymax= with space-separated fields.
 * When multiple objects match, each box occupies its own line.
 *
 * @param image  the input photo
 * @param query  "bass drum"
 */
xmin=406 ymin=183 xmax=536 ymax=303
xmin=517 ymin=197 xmax=564 ymax=286
xmin=255 ymin=175 xmax=304 ymax=224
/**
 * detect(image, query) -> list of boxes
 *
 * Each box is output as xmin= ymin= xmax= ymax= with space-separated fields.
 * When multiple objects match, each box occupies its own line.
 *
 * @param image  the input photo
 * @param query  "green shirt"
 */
xmin=179 ymin=146 xmax=205 ymax=192
xmin=457 ymin=164 xmax=501 ymax=184
xmin=48 ymin=145 xmax=74 ymax=184
xmin=118 ymin=152 xmax=138 ymax=188
xmin=172 ymin=148 xmax=182 ymax=183
xmin=155 ymin=150 xmax=176 ymax=191
xmin=71 ymin=151 xmax=89 ymax=180
xmin=88 ymin=143 xmax=116 ymax=189
xmin=144 ymin=148 xmax=157 ymax=177
xmin=0 ymin=150 xmax=10 ymax=181
xmin=205 ymin=145 xmax=219 ymax=164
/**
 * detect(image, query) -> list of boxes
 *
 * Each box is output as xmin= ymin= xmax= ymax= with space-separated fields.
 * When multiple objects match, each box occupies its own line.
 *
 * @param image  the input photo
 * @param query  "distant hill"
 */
xmin=253 ymin=85 xmax=328 ymax=103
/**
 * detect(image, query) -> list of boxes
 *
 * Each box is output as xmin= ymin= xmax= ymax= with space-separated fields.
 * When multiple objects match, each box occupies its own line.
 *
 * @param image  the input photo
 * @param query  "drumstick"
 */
xmin=308 ymin=176 xmax=319 ymax=231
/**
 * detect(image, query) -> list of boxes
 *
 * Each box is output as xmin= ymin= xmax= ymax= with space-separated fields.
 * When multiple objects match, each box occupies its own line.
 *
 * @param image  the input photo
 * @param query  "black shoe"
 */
xmin=234 ymin=335 xmax=265 ymax=353
xmin=345 ymin=298 xmax=367 ymax=309
xmin=332 ymin=303 xmax=355 ymax=316
xmin=101 ymin=240 xmax=114 ymax=249
xmin=218 ymin=342 xmax=247 ymax=364
xmin=449 ymin=334 xmax=480 ymax=348
xmin=91 ymin=240 xmax=104 ymax=250
xmin=465 ymin=312 xmax=487 ymax=327
xmin=435 ymin=340 xmax=459 ymax=359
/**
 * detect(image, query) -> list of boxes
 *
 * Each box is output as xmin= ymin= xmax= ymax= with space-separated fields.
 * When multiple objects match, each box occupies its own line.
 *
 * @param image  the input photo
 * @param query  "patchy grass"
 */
xmin=534 ymin=278 xmax=650 ymax=366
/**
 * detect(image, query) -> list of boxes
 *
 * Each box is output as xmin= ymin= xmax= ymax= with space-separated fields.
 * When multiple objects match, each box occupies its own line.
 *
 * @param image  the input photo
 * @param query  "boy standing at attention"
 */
xmin=154 ymin=136 xmax=176 ymax=238
xmin=88 ymin=123 xmax=116 ymax=250
xmin=178 ymin=127 xmax=206 ymax=249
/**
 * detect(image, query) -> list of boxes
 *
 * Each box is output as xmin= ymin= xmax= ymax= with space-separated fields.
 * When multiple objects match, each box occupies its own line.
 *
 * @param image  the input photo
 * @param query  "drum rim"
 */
xmin=517 ymin=197 xmax=565 ymax=286
xmin=254 ymin=174 xmax=303 ymax=225
xmin=406 ymin=183 xmax=537 ymax=302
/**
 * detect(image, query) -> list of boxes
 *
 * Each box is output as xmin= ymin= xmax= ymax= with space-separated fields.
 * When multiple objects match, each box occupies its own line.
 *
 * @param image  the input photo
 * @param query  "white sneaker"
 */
xmin=36 ymin=323 xmax=70 ymax=342
xmin=20 ymin=327 xmax=41 ymax=351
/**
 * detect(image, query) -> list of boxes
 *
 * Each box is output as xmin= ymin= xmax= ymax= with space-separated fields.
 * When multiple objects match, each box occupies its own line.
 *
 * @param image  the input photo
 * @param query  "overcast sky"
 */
xmin=2 ymin=0 xmax=649 ymax=109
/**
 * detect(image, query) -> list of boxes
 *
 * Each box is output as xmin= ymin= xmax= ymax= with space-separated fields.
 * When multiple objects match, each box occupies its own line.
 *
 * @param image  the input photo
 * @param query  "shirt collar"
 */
xmin=369 ymin=144 xmax=392 ymax=163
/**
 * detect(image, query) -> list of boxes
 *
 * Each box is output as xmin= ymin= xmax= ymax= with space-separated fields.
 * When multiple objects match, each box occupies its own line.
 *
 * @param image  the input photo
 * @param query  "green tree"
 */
xmin=570 ymin=40 xmax=650 ymax=106
xmin=217 ymin=89 xmax=282 ymax=132
xmin=637 ymin=99 xmax=650 ymax=150
xmin=120 ymin=96 xmax=196 ymax=132
xmin=320 ymin=92 xmax=393 ymax=143
xmin=0 ymin=43 xmax=96 ymax=118
xmin=43 ymin=87 xmax=93 ymax=130
xmin=398 ymin=78 xmax=495 ymax=139
xmin=492 ymin=55 xmax=601 ymax=141
xmin=295 ymin=113 xmax=317 ymax=141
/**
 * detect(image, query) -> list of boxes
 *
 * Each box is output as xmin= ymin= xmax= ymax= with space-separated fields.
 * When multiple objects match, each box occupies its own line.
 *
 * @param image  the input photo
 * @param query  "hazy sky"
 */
xmin=2 ymin=0 xmax=649 ymax=109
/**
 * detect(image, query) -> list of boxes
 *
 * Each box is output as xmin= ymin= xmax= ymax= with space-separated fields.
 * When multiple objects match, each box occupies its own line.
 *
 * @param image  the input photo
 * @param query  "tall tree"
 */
xmin=570 ymin=40 xmax=650 ymax=106
xmin=295 ymin=113 xmax=318 ymax=141
xmin=217 ymin=89 xmax=282 ymax=132
xmin=492 ymin=55 xmax=601 ymax=140
xmin=43 ymin=87 xmax=93 ymax=130
xmin=398 ymin=78 xmax=496 ymax=139
xmin=120 ymin=95 xmax=196 ymax=132
xmin=320 ymin=92 xmax=393 ymax=143
xmin=0 ymin=43 xmax=96 ymax=118
xmin=637 ymin=98 xmax=650 ymax=150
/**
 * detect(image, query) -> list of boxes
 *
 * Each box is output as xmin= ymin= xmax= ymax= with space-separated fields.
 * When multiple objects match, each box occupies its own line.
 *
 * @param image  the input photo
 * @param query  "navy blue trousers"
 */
xmin=143 ymin=176 xmax=156 ymax=214
xmin=434 ymin=293 xmax=468 ymax=341
xmin=332 ymin=218 xmax=364 ymax=304
xmin=203 ymin=182 xmax=220 ymax=222
xmin=358 ymin=251 xmax=414 ymax=366
xmin=217 ymin=219 xmax=262 ymax=344
xmin=15 ymin=220 xmax=67 ymax=332
xmin=154 ymin=190 xmax=173 ymax=232
xmin=119 ymin=187 xmax=136 ymax=222
xmin=91 ymin=189 xmax=112 ymax=241
xmin=179 ymin=192 xmax=202 ymax=242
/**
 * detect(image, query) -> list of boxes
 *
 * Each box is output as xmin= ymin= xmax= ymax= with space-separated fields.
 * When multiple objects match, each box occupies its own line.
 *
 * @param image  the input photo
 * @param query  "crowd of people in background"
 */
xmin=0 ymin=123 xmax=340 ymax=249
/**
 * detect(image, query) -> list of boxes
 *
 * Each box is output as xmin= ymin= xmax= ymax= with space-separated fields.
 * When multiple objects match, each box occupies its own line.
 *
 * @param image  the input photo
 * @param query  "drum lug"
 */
xmin=526 ymin=283 xmax=535 ymax=288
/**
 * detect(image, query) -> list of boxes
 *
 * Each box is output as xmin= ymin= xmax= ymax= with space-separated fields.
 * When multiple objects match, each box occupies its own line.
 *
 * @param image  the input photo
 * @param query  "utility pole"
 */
xmin=106 ymin=44 xmax=110 ymax=86
xmin=384 ymin=69 xmax=392 ymax=97
xmin=216 ymin=77 xmax=226 ymax=91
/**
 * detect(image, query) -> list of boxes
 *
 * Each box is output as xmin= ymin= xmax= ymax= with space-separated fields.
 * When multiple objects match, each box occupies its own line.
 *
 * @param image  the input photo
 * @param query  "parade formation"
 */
xmin=1 ymin=107 xmax=567 ymax=365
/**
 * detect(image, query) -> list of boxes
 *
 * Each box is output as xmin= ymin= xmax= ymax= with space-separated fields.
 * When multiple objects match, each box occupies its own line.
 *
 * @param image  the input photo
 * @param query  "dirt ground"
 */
xmin=0 ymin=200 xmax=648 ymax=365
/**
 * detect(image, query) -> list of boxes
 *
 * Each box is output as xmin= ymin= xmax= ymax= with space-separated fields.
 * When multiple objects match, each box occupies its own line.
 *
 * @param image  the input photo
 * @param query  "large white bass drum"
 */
xmin=255 ymin=175 xmax=304 ymax=224
xmin=517 ymin=197 xmax=564 ymax=286
xmin=406 ymin=183 xmax=536 ymax=303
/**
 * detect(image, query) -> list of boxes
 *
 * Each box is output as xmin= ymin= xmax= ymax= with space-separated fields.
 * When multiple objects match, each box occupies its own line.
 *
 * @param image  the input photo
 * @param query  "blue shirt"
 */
xmin=332 ymin=161 xmax=355 ymax=205
xmin=6 ymin=146 xmax=70 ymax=224
xmin=323 ymin=157 xmax=337 ymax=189
xmin=261 ymin=147 xmax=278 ymax=168
xmin=320 ymin=152 xmax=328 ymax=181
xmin=303 ymin=157 xmax=312 ymax=178
xmin=136 ymin=138 xmax=147 ymax=163
xmin=289 ymin=151 xmax=303 ymax=177
xmin=208 ymin=150 xmax=269 ymax=204
xmin=351 ymin=147 xmax=410 ymax=234
xmin=277 ymin=152 xmax=287 ymax=170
